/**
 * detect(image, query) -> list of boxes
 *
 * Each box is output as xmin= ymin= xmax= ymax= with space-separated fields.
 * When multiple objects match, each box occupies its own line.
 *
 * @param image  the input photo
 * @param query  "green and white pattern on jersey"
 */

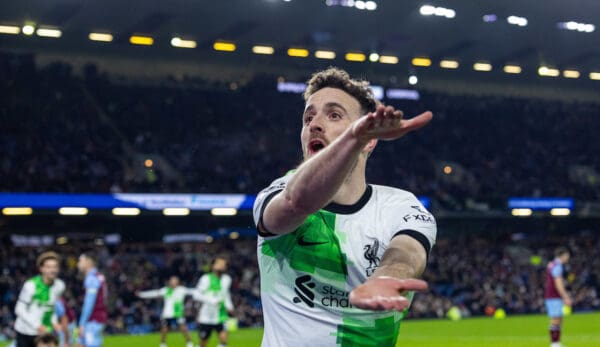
xmin=207 ymin=273 xmax=228 ymax=323
xmin=335 ymin=291 xmax=414 ymax=347
xmin=32 ymin=275 xmax=54 ymax=331
xmin=262 ymin=211 xmax=348 ymax=280
xmin=261 ymin=209 xmax=410 ymax=347
xmin=164 ymin=287 xmax=184 ymax=318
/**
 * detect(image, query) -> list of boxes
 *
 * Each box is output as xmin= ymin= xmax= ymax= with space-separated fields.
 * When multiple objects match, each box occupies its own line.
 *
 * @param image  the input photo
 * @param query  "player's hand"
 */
xmin=564 ymin=296 xmax=573 ymax=307
xmin=349 ymin=276 xmax=428 ymax=311
xmin=37 ymin=325 xmax=48 ymax=334
xmin=78 ymin=326 xmax=84 ymax=337
xmin=351 ymin=105 xmax=432 ymax=143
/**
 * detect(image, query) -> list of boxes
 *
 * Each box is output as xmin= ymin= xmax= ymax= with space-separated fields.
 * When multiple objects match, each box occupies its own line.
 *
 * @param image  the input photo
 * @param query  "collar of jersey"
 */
xmin=323 ymin=185 xmax=373 ymax=215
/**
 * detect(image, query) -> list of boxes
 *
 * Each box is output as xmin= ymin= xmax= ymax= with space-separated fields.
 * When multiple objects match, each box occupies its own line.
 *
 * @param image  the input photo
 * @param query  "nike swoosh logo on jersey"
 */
xmin=297 ymin=236 xmax=328 ymax=246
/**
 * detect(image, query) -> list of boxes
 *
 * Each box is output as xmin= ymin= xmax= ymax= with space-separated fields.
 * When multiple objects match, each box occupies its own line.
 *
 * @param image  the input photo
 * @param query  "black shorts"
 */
xmin=197 ymin=323 xmax=225 ymax=340
xmin=15 ymin=332 xmax=37 ymax=347
xmin=161 ymin=317 xmax=186 ymax=327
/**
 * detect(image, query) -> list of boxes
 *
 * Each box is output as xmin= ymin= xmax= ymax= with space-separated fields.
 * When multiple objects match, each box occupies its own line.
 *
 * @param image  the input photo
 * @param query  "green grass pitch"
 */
xmin=3 ymin=312 xmax=599 ymax=346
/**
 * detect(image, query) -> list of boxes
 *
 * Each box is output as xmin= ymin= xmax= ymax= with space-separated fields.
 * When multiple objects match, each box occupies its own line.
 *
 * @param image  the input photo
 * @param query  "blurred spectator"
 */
xmin=1 ymin=51 xmax=598 ymax=211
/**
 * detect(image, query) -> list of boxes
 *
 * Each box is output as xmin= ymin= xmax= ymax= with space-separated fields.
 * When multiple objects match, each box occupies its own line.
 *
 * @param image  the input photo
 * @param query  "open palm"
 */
xmin=349 ymin=277 xmax=428 ymax=311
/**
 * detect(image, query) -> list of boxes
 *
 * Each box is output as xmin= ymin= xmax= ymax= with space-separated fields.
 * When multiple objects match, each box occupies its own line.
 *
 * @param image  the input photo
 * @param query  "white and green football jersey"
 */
xmin=253 ymin=173 xmax=437 ymax=347
xmin=138 ymin=286 xmax=192 ymax=319
xmin=14 ymin=276 xmax=65 ymax=335
xmin=195 ymin=273 xmax=234 ymax=325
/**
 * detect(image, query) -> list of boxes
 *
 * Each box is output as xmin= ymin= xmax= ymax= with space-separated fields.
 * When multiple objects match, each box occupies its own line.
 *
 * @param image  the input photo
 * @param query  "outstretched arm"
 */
xmin=261 ymin=106 xmax=433 ymax=235
xmin=349 ymin=235 xmax=428 ymax=311
xmin=137 ymin=288 xmax=164 ymax=299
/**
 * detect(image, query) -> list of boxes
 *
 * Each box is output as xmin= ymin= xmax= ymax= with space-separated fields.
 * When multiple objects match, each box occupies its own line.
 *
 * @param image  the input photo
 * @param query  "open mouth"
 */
xmin=308 ymin=139 xmax=326 ymax=155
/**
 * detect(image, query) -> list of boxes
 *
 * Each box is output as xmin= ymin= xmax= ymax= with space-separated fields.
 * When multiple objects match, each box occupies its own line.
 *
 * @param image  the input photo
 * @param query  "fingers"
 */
xmin=393 ymin=278 xmax=429 ymax=292
xmin=352 ymin=112 xmax=376 ymax=137
xmin=371 ymin=276 xmax=429 ymax=292
xmin=372 ymin=105 xmax=402 ymax=127
xmin=350 ymin=295 xmax=411 ymax=312
xmin=401 ymin=111 xmax=433 ymax=132
xmin=354 ymin=106 xmax=429 ymax=141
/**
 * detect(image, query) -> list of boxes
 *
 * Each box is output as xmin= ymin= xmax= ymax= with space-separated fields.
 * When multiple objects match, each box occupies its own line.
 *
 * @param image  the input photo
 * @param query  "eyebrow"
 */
xmin=324 ymin=102 xmax=348 ymax=115
xmin=303 ymin=102 xmax=350 ymax=118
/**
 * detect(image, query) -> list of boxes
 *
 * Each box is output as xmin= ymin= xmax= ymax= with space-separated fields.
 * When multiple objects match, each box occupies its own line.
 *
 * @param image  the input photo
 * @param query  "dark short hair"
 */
xmin=555 ymin=247 xmax=570 ymax=258
xmin=80 ymin=251 xmax=98 ymax=265
xmin=34 ymin=333 xmax=58 ymax=346
xmin=303 ymin=67 xmax=378 ymax=115
xmin=37 ymin=251 xmax=60 ymax=268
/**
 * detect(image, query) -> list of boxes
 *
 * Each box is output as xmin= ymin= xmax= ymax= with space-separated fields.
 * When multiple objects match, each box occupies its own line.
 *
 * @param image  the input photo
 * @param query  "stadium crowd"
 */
xmin=0 ymin=237 xmax=262 ymax=341
xmin=1 ymin=229 xmax=599 ymax=340
xmin=1 ymin=51 xmax=599 ymax=211
xmin=1 ymin=51 xmax=600 ymax=340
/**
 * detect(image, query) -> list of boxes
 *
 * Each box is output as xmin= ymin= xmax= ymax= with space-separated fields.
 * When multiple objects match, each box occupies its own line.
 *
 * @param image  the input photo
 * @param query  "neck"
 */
xmin=332 ymin=159 xmax=367 ymax=205
xmin=41 ymin=275 xmax=53 ymax=285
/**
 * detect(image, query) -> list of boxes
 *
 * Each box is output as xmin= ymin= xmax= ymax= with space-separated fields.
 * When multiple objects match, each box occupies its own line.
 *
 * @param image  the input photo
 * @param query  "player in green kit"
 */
xmin=253 ymin=67 xmax=437 ymax=346
xmin=194 ymin=257 xmax=234 ymax=347
xmin=137 ymin=276 xmax=195 ymax=347
xmin=14 ymin=252 xmax=66 ymax=347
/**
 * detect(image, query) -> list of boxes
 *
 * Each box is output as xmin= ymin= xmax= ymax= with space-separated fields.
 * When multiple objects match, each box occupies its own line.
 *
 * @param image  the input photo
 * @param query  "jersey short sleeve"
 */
xmin=56 ymin=279 xmax=66 ymax=296
xmin=381 ymin=189 xmax=437 ymax=255
xmin=18 ymin=281 xmax=35 ymax=305
xmin=221 ymin=274 xmax=232 ymax=290
xmin=85 ymin=275 xmax=101 ymax=294
xmin=253 ymin=174 xmax=293 ymax=228
xmin=55 ymin=300 xmax=66 ymax=318
xmin=551 ymin=263 xmax=564 ymax=278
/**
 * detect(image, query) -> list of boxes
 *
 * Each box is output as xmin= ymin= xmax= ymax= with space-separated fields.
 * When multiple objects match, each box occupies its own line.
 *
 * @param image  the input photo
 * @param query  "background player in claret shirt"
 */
xmin=544 ymin=247 xmax=572 ymax=347
xmin=194 ymin=257 xmax=234 ymax=347
xmin=76 ymin=252 xmax=107 ymax=347
xmin=136 ymin=276 xmax=195 ymax=347
xmin=54 ymin=297 xmax=76 ymax=347
xmin=253 ymin=67 xmax=436 ymax=347
xmin=14 ymin=252 xmax=66 ymax=347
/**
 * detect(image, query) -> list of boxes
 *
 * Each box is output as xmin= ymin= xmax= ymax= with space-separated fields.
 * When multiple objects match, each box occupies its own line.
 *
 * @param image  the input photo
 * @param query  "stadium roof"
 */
xmin=0 ymin=0 xmax=599 ymax=85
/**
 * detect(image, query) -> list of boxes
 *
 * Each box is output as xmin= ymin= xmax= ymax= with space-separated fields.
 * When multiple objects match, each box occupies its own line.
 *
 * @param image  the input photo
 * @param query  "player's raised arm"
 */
xmin=260 ymin=104 xmax=432 ymax=235
xmin=137 ymin=288 xmax=165 ymax=299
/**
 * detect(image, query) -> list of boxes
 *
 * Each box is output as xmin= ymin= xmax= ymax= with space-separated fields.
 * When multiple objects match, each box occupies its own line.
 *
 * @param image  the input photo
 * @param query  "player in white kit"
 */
xmin=137 ymin=276 xmax=195 ymax=347
xmin=194 ymin=257 xmax=234 ymax=347
xmin=14 ymin=252 xmax=66 ymax=347
xmin=254 ymin=67 xmax=437 ymax=347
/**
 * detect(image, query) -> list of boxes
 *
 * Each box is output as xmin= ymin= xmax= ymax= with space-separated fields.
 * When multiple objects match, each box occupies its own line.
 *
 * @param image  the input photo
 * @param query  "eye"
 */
xmin=329 ymin=112 xmax=341 ymax=119
xmin=304 ymin=115 xmax=314 ymax=124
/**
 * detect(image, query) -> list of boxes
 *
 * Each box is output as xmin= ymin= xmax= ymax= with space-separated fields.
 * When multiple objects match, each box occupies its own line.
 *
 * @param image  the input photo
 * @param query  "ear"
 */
xmin=363 ymin=139 xmax=378 ymax=155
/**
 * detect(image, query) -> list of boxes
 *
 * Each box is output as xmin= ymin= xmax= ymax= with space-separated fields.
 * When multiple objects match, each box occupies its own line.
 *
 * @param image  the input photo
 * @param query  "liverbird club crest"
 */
xmin=363 ymin=239 xmax=381 ymax=276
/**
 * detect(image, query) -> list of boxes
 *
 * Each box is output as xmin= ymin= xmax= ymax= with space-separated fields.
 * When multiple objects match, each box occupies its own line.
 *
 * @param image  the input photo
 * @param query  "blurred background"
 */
xmin=0 ymin=0 xmax=599 ymax=346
